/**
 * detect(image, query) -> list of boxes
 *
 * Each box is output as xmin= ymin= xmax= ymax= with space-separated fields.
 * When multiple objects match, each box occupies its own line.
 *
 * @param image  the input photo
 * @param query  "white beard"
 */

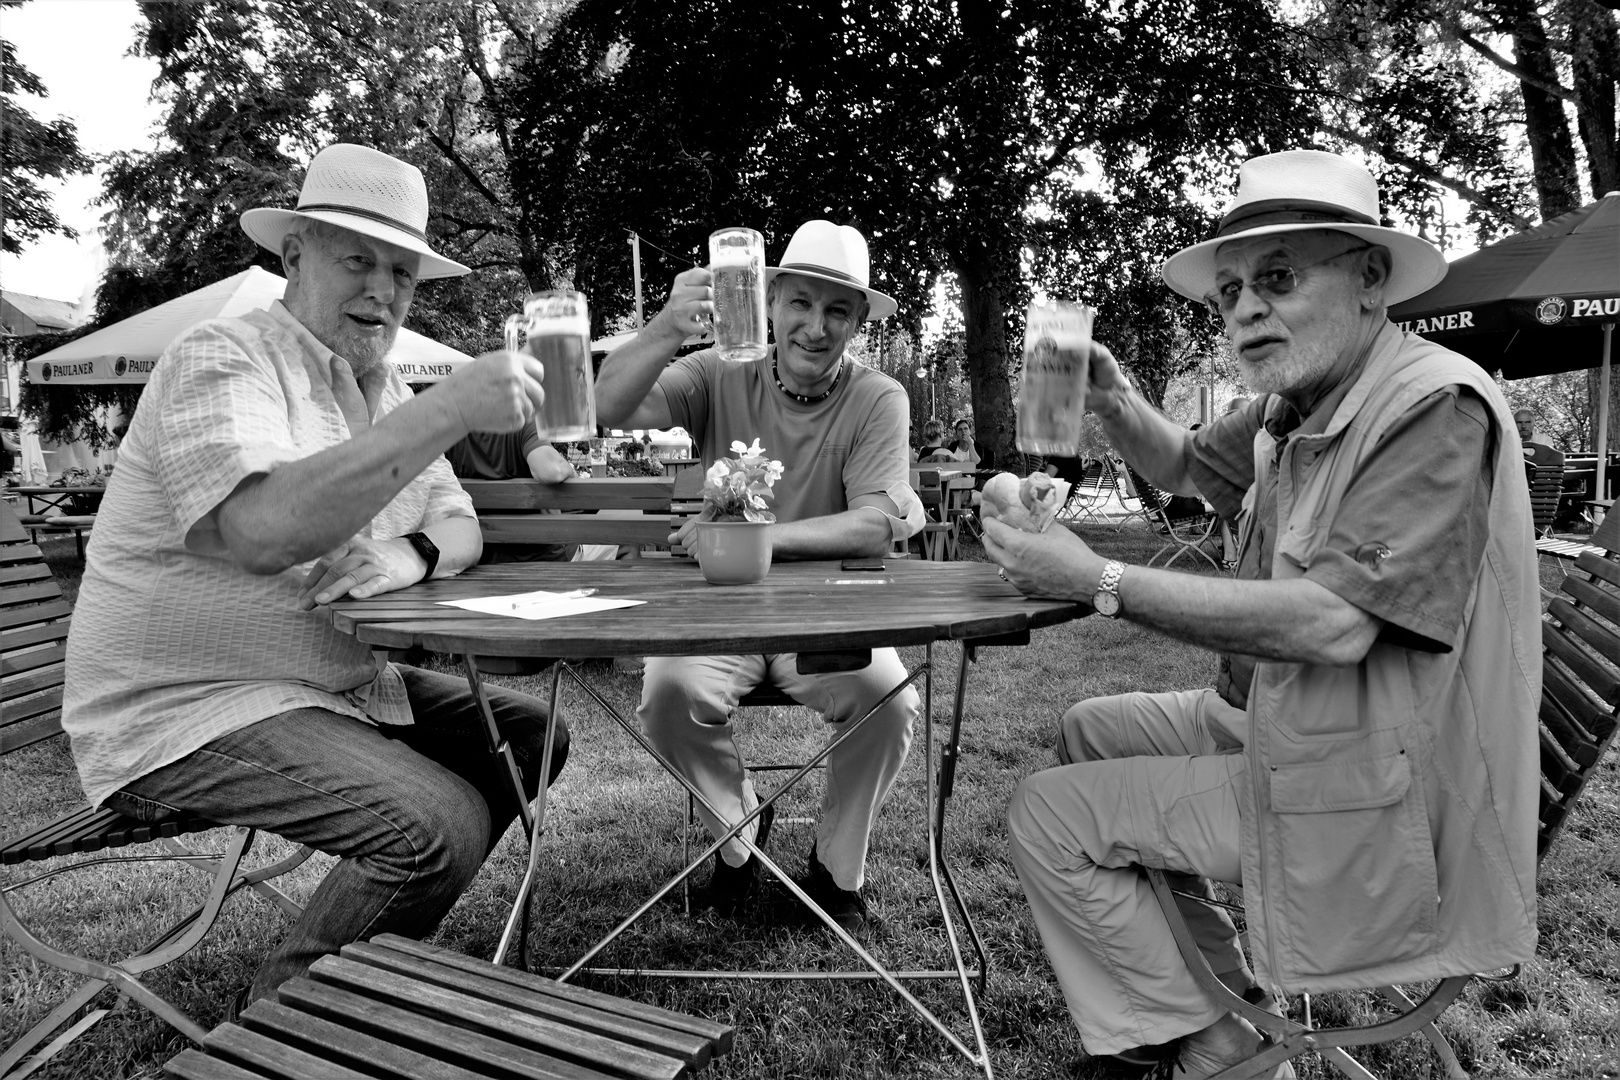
xmin=1230 ymin=305 xmax=1360 ymax=397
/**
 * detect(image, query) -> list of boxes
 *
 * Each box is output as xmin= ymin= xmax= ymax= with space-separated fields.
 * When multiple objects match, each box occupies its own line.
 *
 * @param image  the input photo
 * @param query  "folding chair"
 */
xmin=1109 ymin=457 xmax=1158 ymax=531
xmin=1056 ymin=460 xmax=1112 ymax=527
xmin=1125 ymin=464 xmax=1225 ymax=572
xmin=1 ymin=502 xmax=314 ymax=1077
xmin=1146 ymin=510 xmax=1620 ymax=1080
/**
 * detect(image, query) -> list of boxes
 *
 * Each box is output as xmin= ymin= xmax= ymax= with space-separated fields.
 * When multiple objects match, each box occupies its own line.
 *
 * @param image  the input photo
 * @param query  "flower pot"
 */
xmin=693 ymin=520 xmax=772 ymax=585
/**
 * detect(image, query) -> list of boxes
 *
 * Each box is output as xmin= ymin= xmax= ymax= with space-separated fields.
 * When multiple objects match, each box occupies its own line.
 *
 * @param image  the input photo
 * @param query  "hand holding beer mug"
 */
xmin=708 ymin=227 xmax=768 ymax=361
xmin=504 ymin=290 xmax=597 ymax=441
xmin=1017 ymin=300 xmax=1095 ymax=457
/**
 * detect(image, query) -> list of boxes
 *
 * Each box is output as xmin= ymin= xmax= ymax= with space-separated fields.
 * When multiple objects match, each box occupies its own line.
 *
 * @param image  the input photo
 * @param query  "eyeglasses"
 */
xmin=1202 ymin=243 xmax=1373 ymax=318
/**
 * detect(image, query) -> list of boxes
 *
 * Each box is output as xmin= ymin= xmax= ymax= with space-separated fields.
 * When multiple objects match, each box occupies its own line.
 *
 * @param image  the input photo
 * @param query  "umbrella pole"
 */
xmin=1598 ymin=323 xmax=1613 ymax=513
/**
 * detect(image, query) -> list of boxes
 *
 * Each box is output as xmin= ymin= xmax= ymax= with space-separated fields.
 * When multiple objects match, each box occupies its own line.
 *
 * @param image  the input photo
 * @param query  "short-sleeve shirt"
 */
xmin=63 ymin=302 xmax=474 ymax=807
xmin=1186 ymin=377 xmax=1493 ymax=709
xmin=658 ymin=349 xmax=922 ymax=536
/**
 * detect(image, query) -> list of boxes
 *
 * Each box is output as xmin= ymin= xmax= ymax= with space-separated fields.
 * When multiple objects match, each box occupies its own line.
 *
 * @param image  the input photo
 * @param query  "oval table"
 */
xmin=329 ymin=558 xmax=1085 ymax=1079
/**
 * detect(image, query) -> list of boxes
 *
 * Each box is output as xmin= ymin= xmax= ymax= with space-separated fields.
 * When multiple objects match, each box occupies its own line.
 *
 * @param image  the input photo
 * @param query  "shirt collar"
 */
xmin=265 ymin=300 xmax=387 ymax=396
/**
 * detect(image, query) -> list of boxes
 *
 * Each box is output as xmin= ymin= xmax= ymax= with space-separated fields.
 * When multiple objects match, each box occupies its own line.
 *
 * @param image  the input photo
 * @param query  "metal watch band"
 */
xmin=1095 ymin=559 xmax=1126 ymax=615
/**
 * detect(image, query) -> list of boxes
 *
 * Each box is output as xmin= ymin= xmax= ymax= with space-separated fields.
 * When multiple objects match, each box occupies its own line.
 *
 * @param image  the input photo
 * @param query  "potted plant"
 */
xmin=693 ymin=439 xmax=782 ymax=584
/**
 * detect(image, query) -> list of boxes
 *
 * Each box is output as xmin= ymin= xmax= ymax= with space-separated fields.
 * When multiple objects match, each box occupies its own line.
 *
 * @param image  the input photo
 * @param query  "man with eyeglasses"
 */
xmin=984 ymin=150 xmax=1539 ymax=1078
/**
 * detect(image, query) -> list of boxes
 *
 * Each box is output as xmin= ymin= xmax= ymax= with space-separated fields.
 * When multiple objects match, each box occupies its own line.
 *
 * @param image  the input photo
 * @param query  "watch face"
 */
xmin=1093 ymin=589 xmax=1121 ymax=617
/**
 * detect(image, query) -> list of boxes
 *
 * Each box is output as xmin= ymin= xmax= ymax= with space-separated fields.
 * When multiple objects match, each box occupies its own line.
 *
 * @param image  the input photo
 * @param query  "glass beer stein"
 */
xmin=708 ymin=227 xmax=769 ymax=361
xmin=504 ymin=290 xmax=596 ymax=441
xmin=1016 ymin=300 xmax=1095 ymax=457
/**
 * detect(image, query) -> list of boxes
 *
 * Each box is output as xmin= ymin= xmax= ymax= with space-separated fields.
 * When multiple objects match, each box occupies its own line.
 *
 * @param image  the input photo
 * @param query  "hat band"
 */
xmin=1217 ymin=201 xmax=1379 ymax=238
xmin=296 ymin=202 xmax=428 ymax=243
xmin=779 ymin=262 xmax=869 ymax=289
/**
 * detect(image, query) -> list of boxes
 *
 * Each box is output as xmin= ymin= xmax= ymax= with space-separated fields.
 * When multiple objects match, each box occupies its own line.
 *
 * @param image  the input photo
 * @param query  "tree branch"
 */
xmin=416 ymin=122 xmax=506 ymax=212
xmin=1321 ymin=121 xmax=1533 ymax=229
xmin=1451 ymin=25 xmax=1574 ymax=103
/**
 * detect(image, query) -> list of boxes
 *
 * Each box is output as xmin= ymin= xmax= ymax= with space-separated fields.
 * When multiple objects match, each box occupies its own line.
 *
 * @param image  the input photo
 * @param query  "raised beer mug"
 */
xmin=1016 ymin=300 xmax=1095 ymax=457
xmin=505 ymin=290 xmax=596 ymax=442
xmin=708 ymin=227 xmax=768 ymax=362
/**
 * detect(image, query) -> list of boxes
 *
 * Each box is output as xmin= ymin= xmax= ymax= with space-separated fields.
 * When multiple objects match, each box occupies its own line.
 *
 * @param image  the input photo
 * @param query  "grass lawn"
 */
xmin=4 ymin=525 xmax=1618 ymax=1079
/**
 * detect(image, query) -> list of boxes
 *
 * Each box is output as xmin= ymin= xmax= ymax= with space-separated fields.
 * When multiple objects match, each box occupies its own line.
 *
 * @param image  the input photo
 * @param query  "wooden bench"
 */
xmin=463 ymin=475 xmax=702 ymax=556
xmin=163 ymin=934 xmax=734 ymax=1080
xmin=1 ymin=501 xmax=314 ymax=1077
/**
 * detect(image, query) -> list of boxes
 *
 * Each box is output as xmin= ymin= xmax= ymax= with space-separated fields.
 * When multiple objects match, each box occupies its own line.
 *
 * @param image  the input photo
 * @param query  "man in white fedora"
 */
xmin=983 ymin=149 xmax=1539 ymax=1077
xmin=63 ymin=143 xmax=569 ymax=1011
xmin=597 ymin=220 xmax=924 ymax=930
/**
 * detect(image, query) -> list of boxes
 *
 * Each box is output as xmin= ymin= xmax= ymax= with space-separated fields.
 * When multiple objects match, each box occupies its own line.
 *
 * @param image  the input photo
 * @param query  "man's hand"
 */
xmin=649 ymin=267 xmax=715 ymax=343
xmin=1083 ymin=341 xmax=1133 ymax=421
xmin=440 ymin=349 xmax=547 ymax=435
xmin=669 ymin=505 xmax=717 ymax=550
xmin=980 ymin=518 xmax=1101 ymax=602
xmin=296 ymin=535 xmax=426 ymax=610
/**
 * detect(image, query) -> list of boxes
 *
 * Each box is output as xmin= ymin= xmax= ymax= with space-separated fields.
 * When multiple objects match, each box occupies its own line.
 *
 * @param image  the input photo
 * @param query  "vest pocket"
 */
xmin=1267 ymin=751 xmax=1438 ymax=977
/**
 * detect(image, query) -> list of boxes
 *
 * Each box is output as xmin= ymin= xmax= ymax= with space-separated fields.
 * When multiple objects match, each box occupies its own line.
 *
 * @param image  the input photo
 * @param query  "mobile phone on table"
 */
xmin=841 ymin=557 xmax=887 ymax=571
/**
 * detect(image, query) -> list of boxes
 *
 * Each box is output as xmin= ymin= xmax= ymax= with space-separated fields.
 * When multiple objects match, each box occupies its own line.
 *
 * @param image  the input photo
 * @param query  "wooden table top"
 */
xmin=329 ymin=558 xmax=1085 ymax=659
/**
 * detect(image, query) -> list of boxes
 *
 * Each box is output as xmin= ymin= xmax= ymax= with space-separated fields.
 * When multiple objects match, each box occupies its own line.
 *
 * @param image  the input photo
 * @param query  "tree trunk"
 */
xmin=956 ymin=261 xmax=1017 ymax=471
xmin=1513 ymin=21 xmax=1583 ymax=218
xmin=1570 ymin=1 xmax=1620 ymax=197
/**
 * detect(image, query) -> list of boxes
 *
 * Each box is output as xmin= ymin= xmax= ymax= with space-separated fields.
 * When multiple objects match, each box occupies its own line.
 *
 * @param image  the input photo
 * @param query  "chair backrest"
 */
xmin=1 ymin=501 xmax=73 ymax=754
xmin=1526 ymin=462 xmax=1562 ymax=535
xmin=1536 ymin=508 xmax=1620 ymax=860
xmin=1122 ymin=463 xmax=1170 ymax=516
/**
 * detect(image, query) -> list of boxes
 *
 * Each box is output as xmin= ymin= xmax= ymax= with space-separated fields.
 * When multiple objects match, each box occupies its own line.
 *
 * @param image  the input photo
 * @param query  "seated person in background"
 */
xmin=986 ymin=150 xmax=1538 ymax=1079
xmin=913 ymin=417 xmax=957 ymax=463
xmin=1515 ymin=408 xmax=1565 ymax=470
xmin=61 ymin=144 xmax=570 ymax=1012
xmin=445 ymin=428 xmax=618 ymax=562
xmin=948 ymin=416 xmax=993 ymax=473
xmin=596 ymin=219 xmax=924 ymax=931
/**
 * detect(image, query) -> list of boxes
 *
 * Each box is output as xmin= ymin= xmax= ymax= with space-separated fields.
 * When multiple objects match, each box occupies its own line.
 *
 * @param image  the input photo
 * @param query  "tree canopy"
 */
xmin=0 ymin=16 xmax=91 ymax=256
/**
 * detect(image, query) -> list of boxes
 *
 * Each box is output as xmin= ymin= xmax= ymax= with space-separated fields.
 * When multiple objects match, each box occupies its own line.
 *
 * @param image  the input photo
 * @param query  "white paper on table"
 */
xmin=437 ymin=590 xmax=646 ymax=621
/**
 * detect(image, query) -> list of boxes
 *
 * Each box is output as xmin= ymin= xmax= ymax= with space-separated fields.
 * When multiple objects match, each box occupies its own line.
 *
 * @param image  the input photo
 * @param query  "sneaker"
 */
xmin=692 ymin=802 xmax=774 ymax=916
xmin=1172 ymin=1013 xmax=1295 ymax=1080
xmin=797 ymin=845 xmax=870 ymax=932
xmin=1086 ymin=1040 xmax=1181 ymax=1079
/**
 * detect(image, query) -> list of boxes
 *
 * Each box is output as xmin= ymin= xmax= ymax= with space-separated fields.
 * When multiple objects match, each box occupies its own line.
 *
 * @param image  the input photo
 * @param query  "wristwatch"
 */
xmin=403 ymin=532 xmax=440 ymax=580
xmin=1092 ymin=560 xmax=1126 ymax=618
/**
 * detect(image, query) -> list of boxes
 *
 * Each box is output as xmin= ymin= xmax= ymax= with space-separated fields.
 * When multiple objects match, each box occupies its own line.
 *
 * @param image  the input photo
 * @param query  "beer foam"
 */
xmin=710 ymin=245 xmax=758 ymax=268
xmin=526 ymin=314 xmax=589 ymax=336
xmin=1025 ymin=305 xmax=1093 ymax=349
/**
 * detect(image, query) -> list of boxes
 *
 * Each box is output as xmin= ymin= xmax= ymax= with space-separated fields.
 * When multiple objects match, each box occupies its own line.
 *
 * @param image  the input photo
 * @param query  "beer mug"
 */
xmin=505 ymin=290 xmax=596 ymax=441
xmin=1016 ymin=300 xmax=1095 ymax=457
xmin=708 ymin=227 xmax=768 ymax=362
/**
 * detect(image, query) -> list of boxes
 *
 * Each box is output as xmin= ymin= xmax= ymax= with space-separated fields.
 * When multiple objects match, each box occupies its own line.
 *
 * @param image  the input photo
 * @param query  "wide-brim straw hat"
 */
xmin=1162 ymin=149 xmax=1447 ymax=307
xmin=765 ymin=220 xmax=897 ymax=321
xmin=241 ymin=144 xmax=470 ymax=280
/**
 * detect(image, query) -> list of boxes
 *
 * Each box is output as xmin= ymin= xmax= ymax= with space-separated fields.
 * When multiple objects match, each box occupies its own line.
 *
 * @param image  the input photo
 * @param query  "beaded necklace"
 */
xmin=772 ymin=357 xmax=844 ymax=404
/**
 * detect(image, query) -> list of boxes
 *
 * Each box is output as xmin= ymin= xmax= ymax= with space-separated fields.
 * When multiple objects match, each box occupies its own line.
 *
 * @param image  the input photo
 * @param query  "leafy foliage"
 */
xmin=0 ymin=23 xmax=92 ymax=255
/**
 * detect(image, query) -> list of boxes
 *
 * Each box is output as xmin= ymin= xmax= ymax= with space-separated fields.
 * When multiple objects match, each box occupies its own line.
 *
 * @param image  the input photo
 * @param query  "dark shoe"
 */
xmin=225 ymin=984 xmax=252 ymax=1025
xmin=798 ymin=845 xmax=870 ymax=932
xmin=692 ymin=802 xmax=775 ymax=916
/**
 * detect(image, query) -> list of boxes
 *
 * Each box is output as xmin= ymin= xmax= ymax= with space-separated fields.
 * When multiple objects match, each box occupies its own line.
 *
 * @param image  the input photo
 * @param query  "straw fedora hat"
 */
xmin=766 ymin=220 xmax=897 ymax=321
xmin=1161 ymin=150 xmax=1447 ymax=307
xmin=241 ymin=144 xmax=470 ymax=280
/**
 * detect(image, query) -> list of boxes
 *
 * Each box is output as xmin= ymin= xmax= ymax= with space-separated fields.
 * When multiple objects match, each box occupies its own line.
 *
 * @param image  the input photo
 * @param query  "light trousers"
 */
xmin=638 ymin=650 xmax=919 ymax=890
xmin=1006 ymin=688 xmax=1251 ymax=1056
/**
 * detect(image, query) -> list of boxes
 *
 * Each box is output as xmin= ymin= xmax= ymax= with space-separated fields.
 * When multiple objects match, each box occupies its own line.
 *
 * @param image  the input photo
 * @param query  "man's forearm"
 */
xmin=1119 ymin=568 xmax=1382 ymax=666
xmin=1093 ymin=384 xmax=1201 ymax=496
xmin=769 ymin=508 xmax=893 ymax=560
xmin=596 ymin=315 xmax=685 ymax=427
xmin=422 ymin=514 xmax=482 ymax=576
xmin=216 ymin=392 xmax=467 ymax=573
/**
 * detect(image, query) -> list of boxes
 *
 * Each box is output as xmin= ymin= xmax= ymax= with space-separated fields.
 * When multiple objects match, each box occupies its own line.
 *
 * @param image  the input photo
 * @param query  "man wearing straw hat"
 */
xmin=985 ymin=150 xmax=1539 ymax=1077
xmin=63 ymin=144 xmax=569 ymax=1011
xmin=597 ymin=220 xmax=924 ymax=932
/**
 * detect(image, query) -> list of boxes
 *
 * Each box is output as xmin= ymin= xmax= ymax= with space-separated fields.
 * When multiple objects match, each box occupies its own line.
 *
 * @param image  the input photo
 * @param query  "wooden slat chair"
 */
xmin=0 ymin=501 xmax=314 ymax=1077
xmin=1526 ymin=461 xmax=1563 ymax=538
xmin=1056 ymin=460 xmax=1115 ymax=526
xmin=163 ymin=934 xmax=735 ymax=1079
xmin=1108 ymin=457 xmax=1158 ymax=531
xmin=909 ymin=469 xmax=956 ymax=561
xmin=1124 ymin=464 xmax=1225 ymax=572
xmin=1144 ymin=510 xmax=1620 ymax=1080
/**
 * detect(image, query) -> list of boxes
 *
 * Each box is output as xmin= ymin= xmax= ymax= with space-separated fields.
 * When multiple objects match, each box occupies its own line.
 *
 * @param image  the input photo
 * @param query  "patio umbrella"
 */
xmin=23 ymin=267 xmax=475 ymax=385
xmin=1388 ymin=191 xmax=1618 ymax=501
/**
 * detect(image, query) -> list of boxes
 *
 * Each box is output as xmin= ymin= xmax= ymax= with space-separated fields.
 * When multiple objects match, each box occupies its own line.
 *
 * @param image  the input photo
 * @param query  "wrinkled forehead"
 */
xmin=772 ymin=272 xmax=867 ymax=311
xmin=316 ymin=223 xmax=423 ymax=273
xmin=1212 ymin=228 xmax=1361 ymax=278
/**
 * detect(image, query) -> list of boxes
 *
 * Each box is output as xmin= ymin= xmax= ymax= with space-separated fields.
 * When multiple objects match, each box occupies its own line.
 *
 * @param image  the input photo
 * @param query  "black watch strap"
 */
xmin=403 ymin=531 xmax=440 ymax=579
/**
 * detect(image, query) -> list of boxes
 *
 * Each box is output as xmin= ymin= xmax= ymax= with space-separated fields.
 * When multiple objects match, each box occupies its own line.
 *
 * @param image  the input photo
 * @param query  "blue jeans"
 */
xmin=104 ymin=665 xmax=567 ymax=1001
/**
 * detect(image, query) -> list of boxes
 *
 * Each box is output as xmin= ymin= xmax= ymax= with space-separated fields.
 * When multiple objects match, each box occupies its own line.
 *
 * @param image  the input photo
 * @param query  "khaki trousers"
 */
xmin=639 ymin=650 xmax=918 ymax=890
xmin=1007 ymin=688 xmax=1252 ymax=1056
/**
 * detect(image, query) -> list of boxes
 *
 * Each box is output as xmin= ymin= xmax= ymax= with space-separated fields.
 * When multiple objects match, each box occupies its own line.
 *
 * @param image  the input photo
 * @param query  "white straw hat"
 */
xmin=1161 ymin=150 xmax=1446 ymax=306
xmin=766 ymin=220 xmax=897 ymax=320
xmin=241 ymin=144 xmax=470 ymax=279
